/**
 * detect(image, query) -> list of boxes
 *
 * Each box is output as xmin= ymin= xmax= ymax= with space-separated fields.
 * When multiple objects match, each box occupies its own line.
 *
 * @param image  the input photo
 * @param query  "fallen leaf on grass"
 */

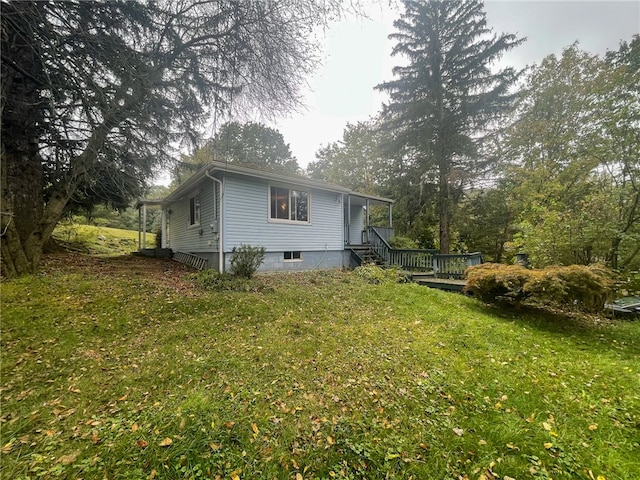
xmin=296 ymin=473 xmax=303 ymax=480
xmin=544 ymin=442 xmax=553 ymax=449
xmin=588 ymin=424 xmax=598 ymax=431
xmin=58 ymin=451 xmax=80 ymax=465
xmin=137 ymin=440 xmax=148 ymax=448
xmin=158 ymin=437 xmax=172 ymax=447
xmin=452 ymin=427 xmax=464 ymax=436
xmin=326 ymin=435 xmax=335 ymax=445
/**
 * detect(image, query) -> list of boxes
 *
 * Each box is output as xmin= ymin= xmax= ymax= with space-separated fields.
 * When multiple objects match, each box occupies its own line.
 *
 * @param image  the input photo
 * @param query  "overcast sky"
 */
xmin=268 ymin=0 xmax=640 ymax=169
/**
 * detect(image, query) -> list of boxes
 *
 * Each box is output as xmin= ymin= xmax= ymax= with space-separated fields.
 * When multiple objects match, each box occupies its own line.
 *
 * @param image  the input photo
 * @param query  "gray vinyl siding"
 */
xmin=166 ymin=179 xmax=219 ymax=253
xmin=223 ymin=173 xmax=344 ymax=252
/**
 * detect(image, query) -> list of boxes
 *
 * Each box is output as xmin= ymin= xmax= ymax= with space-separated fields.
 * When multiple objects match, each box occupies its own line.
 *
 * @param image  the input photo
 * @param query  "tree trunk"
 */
xmin=1 ymin=1 xmax=48 ymax=276
xmin=438 ymin=161 xmax=451 ymax=254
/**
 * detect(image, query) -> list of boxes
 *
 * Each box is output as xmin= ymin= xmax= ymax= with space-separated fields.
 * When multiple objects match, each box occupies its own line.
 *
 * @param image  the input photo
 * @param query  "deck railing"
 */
xmin=367 ymin=227 xmax=437 ymax=271
xmin=365 ymin=227 xmax=483 ymax=276
xmin=433 ymin=252 xmax=483 ymax=278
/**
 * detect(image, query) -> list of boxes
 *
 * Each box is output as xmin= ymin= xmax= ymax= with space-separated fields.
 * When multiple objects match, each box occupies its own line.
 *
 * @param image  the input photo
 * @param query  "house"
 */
xmin=136 ymin=161 xmax=394 ymax=272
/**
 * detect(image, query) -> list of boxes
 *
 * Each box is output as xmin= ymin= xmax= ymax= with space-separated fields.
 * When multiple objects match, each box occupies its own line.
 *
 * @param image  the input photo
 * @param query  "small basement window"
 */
xmin=284 ymin=251 xmax=302 ymax=261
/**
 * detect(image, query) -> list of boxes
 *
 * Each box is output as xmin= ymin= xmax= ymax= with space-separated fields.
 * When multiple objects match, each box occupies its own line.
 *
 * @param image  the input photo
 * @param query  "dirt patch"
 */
xmin=40 ymin=252 xmax=198 ymax=293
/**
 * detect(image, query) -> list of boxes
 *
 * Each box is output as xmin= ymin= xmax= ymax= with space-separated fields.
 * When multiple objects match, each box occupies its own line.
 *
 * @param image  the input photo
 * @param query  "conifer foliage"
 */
xmin=377 ymin=0 xmax=523 ymax=253
xmin=0 ymin=0 xmax=343 ymax=276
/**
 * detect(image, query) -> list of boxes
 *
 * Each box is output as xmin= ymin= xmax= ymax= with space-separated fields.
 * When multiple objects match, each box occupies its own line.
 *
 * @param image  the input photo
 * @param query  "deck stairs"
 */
xmin=349 ymin=245 xmax=386 ymax=267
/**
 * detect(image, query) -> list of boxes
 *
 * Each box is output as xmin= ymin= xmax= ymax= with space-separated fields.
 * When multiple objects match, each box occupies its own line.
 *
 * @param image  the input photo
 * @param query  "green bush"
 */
xmin=353 ymin=264 xmax=406 ymax=284
xmin=193 ymin=270 xmax=254 ymax=292
xmin=388 ymin=236 xmax=420 ymax=249
xmin=154 ymin=226 xmax=162 ymax=249
xmin=229 ymin=244 xmax=266 ymax=279
xmin=465 ymin=263 xmax=615 ymax=313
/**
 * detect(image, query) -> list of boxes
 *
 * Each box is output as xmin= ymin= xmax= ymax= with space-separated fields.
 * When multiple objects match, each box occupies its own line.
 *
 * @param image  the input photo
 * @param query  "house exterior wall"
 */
xmin=166 ymin=179 xmax=218 ymax=256
xmin=225 ymin=250 xmax=344 ymax=272
xmin=165 ymin=172 xmax=349 ymax=272
xmin=223 ymin=173 xmax=344 ymax=253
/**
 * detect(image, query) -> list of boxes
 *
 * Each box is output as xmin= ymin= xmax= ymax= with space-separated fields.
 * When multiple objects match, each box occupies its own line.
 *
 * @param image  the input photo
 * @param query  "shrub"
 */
xmin=229 ymin=244 xmax=266 ymax=279
xmin=465 ymin=263 xmax=615 ymax=313
xmin=353 ymin=264 xmax=407 ymax=284
xmin=388 ymin=236 xmax=420 ymax=249
xmin=154 ymin=226 xmax=162 ymax=249
xmin=193 ymin=270 xmax=254 ymax=292
xmin=464 ymin=263 xmax=531 ymax=307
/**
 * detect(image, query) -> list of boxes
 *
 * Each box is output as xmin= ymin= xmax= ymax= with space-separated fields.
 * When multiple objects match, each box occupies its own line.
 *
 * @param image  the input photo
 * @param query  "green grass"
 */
xmin=51 ymin=222 xmax=155 ymax=255
xmin=1 ymin=255 xmax=639 ymax=480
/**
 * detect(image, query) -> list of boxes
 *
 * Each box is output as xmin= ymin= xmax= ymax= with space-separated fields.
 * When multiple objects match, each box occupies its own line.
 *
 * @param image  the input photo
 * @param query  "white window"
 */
xmin=284 ymin=251 xmax=302 ymax=261
xmin=270 ymin=186 xmax=309 ymax=223
xmin=189 ymin=193 xmax=201 ymax=226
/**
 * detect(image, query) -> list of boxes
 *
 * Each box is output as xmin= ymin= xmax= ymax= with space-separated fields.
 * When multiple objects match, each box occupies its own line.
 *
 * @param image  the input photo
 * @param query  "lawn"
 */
xmin=51 ymin=223 xmax=155 ymax=256
xmin=1 ymin=253 xmax=639 ymax=479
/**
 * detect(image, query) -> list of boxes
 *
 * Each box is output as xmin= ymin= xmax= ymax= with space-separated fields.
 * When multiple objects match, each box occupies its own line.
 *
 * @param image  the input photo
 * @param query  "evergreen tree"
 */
xmin=377 ymin=0 xmax=523 ymax=253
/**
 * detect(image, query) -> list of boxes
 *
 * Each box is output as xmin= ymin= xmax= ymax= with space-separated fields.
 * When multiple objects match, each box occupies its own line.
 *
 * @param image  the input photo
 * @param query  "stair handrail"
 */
xmin=367 ymin=226 xmax=392 ymax=265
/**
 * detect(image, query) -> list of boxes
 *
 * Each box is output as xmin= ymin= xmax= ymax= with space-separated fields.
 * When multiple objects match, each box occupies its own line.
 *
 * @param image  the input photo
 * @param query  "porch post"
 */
xmin=347 ymin=194 xmax=351 ymax=245
xmin=138 ymin=205 xmax=142 ymax=251
xmin=366 ymin=199 xmax=370 ymax=228
xmin=161 ymin=209 xmax=167 ymax=249
xmin=142 ymin=203 xmax=147 ymax=249
xmin=389 ymin=203 xmax=393 ymax=228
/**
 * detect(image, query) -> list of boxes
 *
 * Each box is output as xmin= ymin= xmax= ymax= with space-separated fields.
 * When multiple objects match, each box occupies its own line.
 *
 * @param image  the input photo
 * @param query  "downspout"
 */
xmin=205 ymin=169 xmax=224 ymax=272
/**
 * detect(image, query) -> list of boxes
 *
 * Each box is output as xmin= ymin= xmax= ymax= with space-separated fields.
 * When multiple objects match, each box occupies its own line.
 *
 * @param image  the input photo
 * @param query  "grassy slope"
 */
xmin=51 ymin=223 xmax=155 ymax=255
xmin=1 ymin=256 xmax=639 ymax=480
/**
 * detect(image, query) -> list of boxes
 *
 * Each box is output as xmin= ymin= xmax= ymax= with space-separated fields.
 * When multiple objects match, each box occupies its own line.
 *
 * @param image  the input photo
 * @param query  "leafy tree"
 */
xmin=0 ymin=0 xmax=347 ymax=276
xmin=457 ymin=184 xmax=516 ymax=262
xmin=211 ymin=122 xmax=300 ymax=173
xmin=503 ymin=41 xmax=640 ymax=269
xmin=376 ymin=0 xmax=523 ymax=253
xmin=307 ymin=120 xmax=389 ymax=194
xmin=171 ymin=121 xmax=299 ymax=187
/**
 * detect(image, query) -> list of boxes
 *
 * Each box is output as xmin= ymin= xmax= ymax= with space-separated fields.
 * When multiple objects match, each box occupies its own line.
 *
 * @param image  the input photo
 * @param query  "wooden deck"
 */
xmin=412 ymin=273 xmax=467 ymax=292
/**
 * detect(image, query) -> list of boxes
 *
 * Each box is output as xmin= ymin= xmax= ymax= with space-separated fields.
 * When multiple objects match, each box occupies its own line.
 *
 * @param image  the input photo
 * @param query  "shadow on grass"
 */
xmin=463 ymin=296 xmax=640 ymax=358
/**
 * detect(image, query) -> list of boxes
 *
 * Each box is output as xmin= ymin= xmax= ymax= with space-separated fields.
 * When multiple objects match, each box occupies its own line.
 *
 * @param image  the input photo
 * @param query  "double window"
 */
xmin=270 ymin=186 xmax=309 ymax=223
xmin=189 ymin=193 xmax=201 ymax=226
xmin=284 ymin=251 xmax=302 ymax=261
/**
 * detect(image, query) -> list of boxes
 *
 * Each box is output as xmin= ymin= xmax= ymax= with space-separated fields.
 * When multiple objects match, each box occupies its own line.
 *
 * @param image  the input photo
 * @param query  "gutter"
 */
xmin=205 ymin=169 xmax=224 ymax=273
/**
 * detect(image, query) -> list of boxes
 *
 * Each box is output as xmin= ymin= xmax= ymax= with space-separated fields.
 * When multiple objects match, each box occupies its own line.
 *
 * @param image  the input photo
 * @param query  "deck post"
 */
xmin=389 ymin=203 xmax=393 ymax=228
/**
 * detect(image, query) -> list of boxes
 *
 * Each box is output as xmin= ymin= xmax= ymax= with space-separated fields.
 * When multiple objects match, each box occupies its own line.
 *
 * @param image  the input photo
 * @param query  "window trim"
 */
xmin=268 ymin=184 xmax=311 ymax=224
xmin=188 ymin=192 xmax=201 ymax=228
